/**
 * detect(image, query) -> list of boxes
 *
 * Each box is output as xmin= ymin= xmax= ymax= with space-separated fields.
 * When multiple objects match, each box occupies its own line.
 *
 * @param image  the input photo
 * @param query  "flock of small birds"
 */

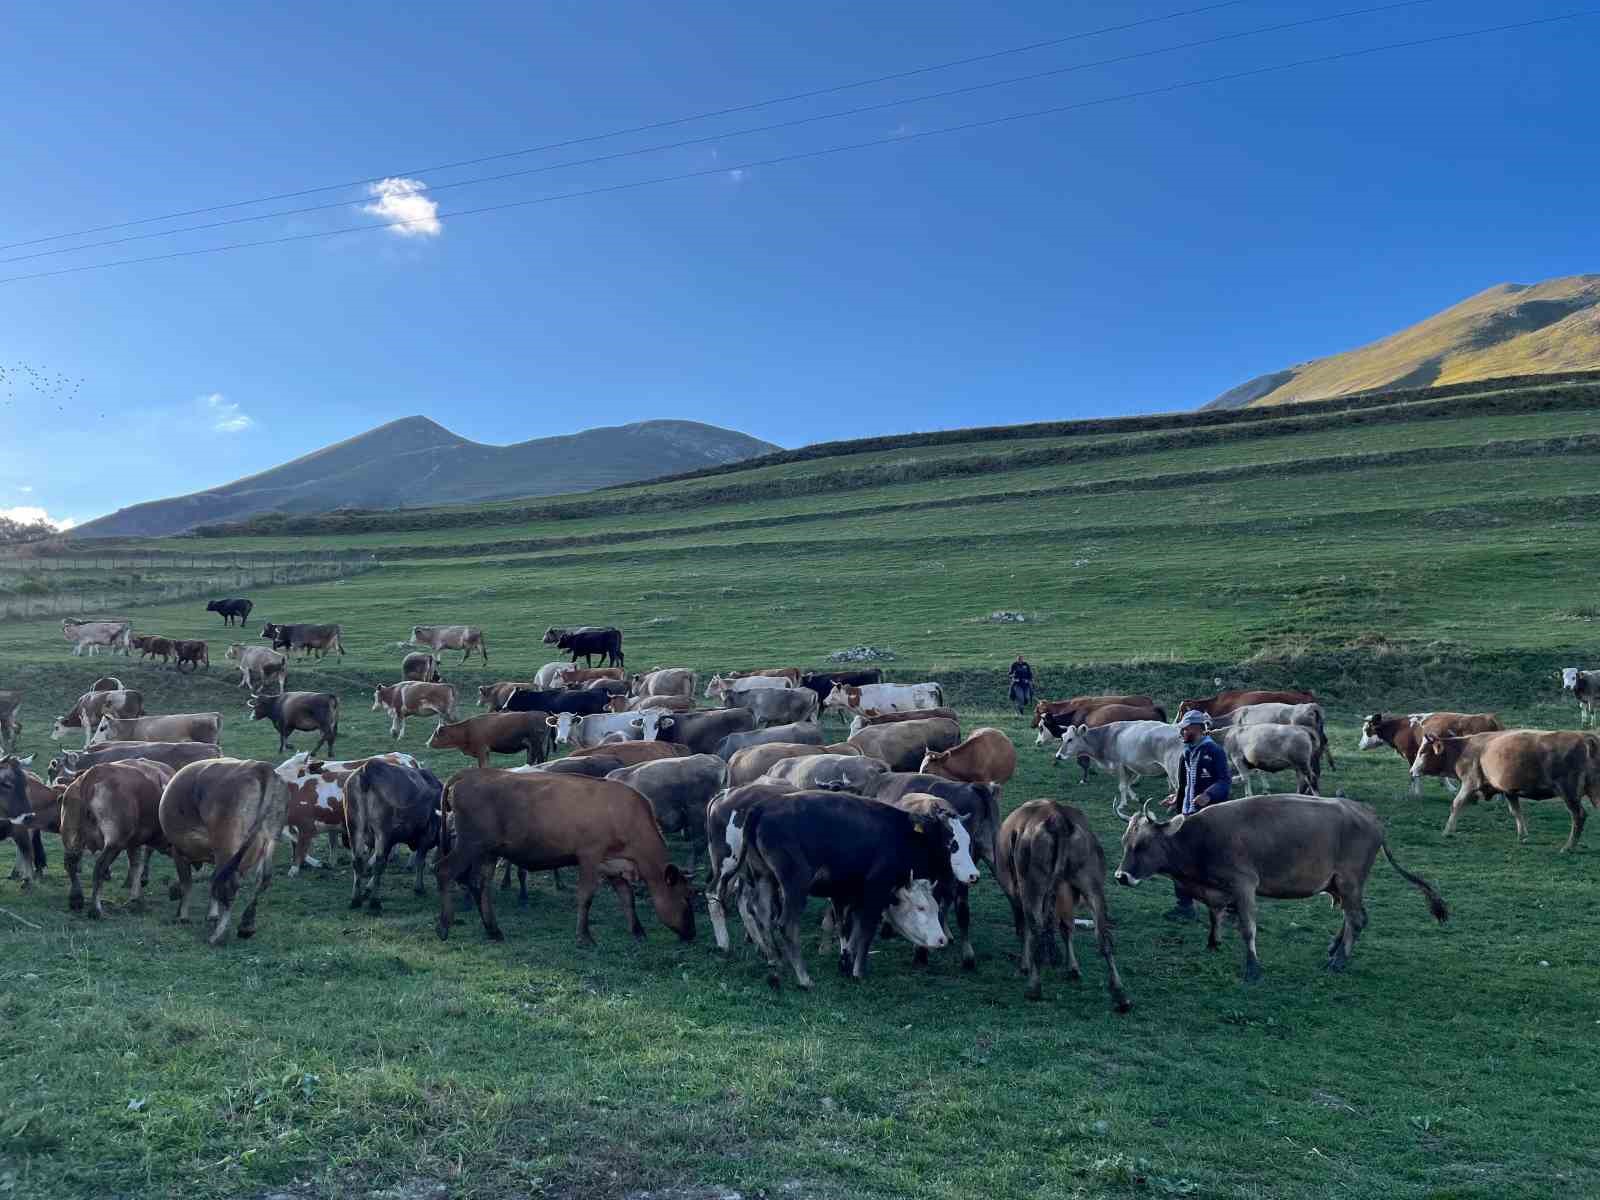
xmin=0 ymin=360 xmax=87 ymax=413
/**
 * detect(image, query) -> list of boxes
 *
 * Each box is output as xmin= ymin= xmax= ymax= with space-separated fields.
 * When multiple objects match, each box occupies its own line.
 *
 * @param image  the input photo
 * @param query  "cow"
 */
xmin=1560 ymin=668 xmax=1600 ymax=726
xmin=798 ymin=669 xmax=883 ymax=711
xmin=246 ymin=692 xmax=338 ymax=755
xmin=919 ymin=728 xmax=1016 ymax=789
xmin=1052 ymin=720 xmax=1181 ymax=807
xmin=343 ymin=758 xmax=444 ymax=911
xmin=997 ymin=799 xmax=1132 ymax=1010
xmin=824 ymin=682 xmax=944 ymax=719
xmin=609 ymin=693 xmax=696 ymax=714
xmin=498 ymin=687 xmax=612 ymax=716
xmin=173 ymin=640 xmax=210 ymax=673
xmin=703 ymin=782 xmax=795 ymax=950
xmin=159 ymin=758 xmax=290 ymax=945
xmin=882 ymin=785 xmax=997 ymax=972
xmin=427 ymin=712 xmax=551 ymax=767
xmin=713 ymin=721 xmax=825 ymax=761
xmin=726 ymin=789 xmax=976 ymax=987
xmin=411 ymin=624 xmax=488 ymax=664
xmin=847 ymin=717 xmax=961 ymax=772
xmin=131 ymin=635 xmax=175 ymax=665
xmin=629 ymin=668 xmax=698 ymax=700
xmin=478 ymin=681 xmax=534 ymax=710
xmin=873 ymin=773 xmax=1001 ymax=874
xmin=1223 ymin=724 xmax=1321 ymax=796
xmin=585 ymin=678 xmax=631 ymax=699
xmin=556 ymin=666 xmax=624 ymax=686
xmin=206 ymin=598 xmax=253 ymax=626
xmin=48 ymin=741 xmax=221 ymax=785
xmin=531 ymin=662 xmax=572 ymax=690
xmin=758 ymin=753 xmax=893 ymax=795
xmin=436 ymin=769 xmax=693 ymax=945
xmin=1218 ymin=702 xmax=1335 ymax=770
xmin=1032 ymin=694 xmax=1159 ymax=729
xmin=90 ymin=677 xmax=122 ymax=691
xmin=741 ymin=687 xmax=820 ymax=729
xmin=92 ymin=712 xmax=222 ymax=748
xmin=226 ymin=643 xmax=287 ymax=692
xmin=0 ymin=692 xmax=20 ymax=754
xmin=372 ymin=681 xmax=459 ymax=740
xmin=1034 ymin=702 xmax=1167 ymax=745
xmin=705 ymin=674 xmax=794 ymax=706
xmin=53 ymin=688 xmax=144 ymax=749
xmin=1114 ymin=794 xmax=1449 ymax=981
xmin=63 ymin=618 xmax=133 ymax=657
xmin=402 ymin=652 xmax=442 ymax=682
xmin=260 ymin=621 xmax=345 ymax=658
xmin=547 ymin=710 xmax=666 ymax=749
xmin=1359 ymin=711 xmax=1504 ymax=794
xmin=727 ymin=742 xmax=838 ymax=787
xmin=849 ymin=707 xmax=961 ymax=736
xmin=1411 ymin=730 xmax=1600 ymax=850
xmin=606 ymin=754 xmax=727 ymax=871
xmin=1176 ymin=688 xmax=1316 ymax=720
xmin=723 ymin=667 xmax=802 ymax=686
xmin=542 ymin=625 xmax=624 ymax=668
xmin=569 ymin=740 xmax=691 ymax=765
xmin=654 ymin=708 xmax=757 ymax=755
xmin=272 ymin=751 xmax=420 ymax=876
xmin=57 ymin=759 xmax=175 ymax=917
xmin=1 ymin=754 xmax=55 ymax=886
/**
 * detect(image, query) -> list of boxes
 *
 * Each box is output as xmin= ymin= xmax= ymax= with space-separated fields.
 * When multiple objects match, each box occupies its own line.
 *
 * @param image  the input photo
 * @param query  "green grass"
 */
xmin=5 ymin=380 xmax=1600 ymax=1198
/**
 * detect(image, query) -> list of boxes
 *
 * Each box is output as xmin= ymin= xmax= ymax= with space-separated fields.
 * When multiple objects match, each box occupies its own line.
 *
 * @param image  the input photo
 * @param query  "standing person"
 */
xmin=1160 ymin=709 xmax=1231 ymax=921
xmin=1007 ymin=654 xmax=1035 ymax=714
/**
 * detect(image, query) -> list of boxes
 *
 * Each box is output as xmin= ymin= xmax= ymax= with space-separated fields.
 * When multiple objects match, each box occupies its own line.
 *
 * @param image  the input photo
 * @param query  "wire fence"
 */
xmin=0 ymin=547 xmax=379 ymax=570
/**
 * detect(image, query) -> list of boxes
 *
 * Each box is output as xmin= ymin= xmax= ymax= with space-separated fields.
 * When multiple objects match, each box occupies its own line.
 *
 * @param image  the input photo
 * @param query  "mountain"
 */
xmin=74 ymin=417 xmax=781 ymax=538
xmin=1206 ymin=274 xmax=1600 ymax=409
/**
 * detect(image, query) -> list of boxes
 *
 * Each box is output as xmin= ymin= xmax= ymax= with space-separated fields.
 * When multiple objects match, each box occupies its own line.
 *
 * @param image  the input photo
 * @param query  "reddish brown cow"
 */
xmin=172 ymin=640 xmax=210 ymax=672
xmin=1360 ymin=711 xmax=1504 ymax=791
xmin=1412 ymin=730 xmax=1600 ymax=850
xmin=477 ymin=682 xmax=533 ymax=711
xmin=607 ymin=694 xmax=697 ymax=714
xmin=919 ymin=727 xmax=1017 ymax=787
xmin=569 ymin=740 xmax=690 ymax=765
xmin=1032 ymin=694 xmax=1157 ymax=729
xmin=427 ymin=712 xmax=550 ymax=767
xmin=557 ymin=666 xmax=625 ymax=686
xmin=1177 ymin=689 xmax=1315 ymax=719
xmin=58 ymin=759 xmax=175 ymax=916
xmin=132 ymin=635 xmax=175 ymax=665
xmin=855 ymin=707 xmax=961 ymax=728
xmin=372 ymin=681 xmax=459 ymax=740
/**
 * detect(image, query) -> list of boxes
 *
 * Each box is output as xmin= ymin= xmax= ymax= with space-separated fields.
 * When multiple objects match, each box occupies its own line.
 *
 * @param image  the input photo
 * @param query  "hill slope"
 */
xmin=1207 ymin=273 xmax=1600 ymax=408
xmin=73 ymin=416 xmax=779 ymax=537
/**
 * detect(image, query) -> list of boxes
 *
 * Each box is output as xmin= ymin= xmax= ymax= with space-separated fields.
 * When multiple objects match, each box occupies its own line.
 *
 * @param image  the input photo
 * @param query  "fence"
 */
xmin=0 ymin=547 xmax=379 ymax=571
xmin=0 ymin=558 xmax=381 ymax=622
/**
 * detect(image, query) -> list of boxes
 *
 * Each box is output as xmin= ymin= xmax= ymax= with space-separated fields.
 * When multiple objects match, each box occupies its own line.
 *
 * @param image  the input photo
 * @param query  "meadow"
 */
xmin=2 ymin=376 xmax=1598 ymax=1200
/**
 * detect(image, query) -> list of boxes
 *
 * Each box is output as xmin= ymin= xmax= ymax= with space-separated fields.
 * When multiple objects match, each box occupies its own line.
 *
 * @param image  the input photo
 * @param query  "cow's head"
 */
xmin=541 ymin=627 xmax=563 ymax=645
xmin=884 ymin=876 xmax=946 ymax=949
xmin=1114 ymin=804 xmax=1183 ymax=886
xmin=650 ymin=862 xmax=696 ymax=942
xmin=1033 ymin=720 xmax=1062 ymax=748
xmin=545 ymin=712 xmax=580 ymax=744
xmin=704 ymin=676 xmax=728 ymax=699
xmin=225 ymin=643 xmax=244 ymax=662
xmin=1562 ymin=667 xmax=1580 ymax=691
xmin=206 ymin=600 xmax=222 ymax=612
xmin=607 ymin=696 xmax=627 ymax=713
xmin=823 ymin=684 xmax=854 ymax=710
xmin=45 ymin=753 xmax=73 ymax=784
xmin=1358 ymin=714 xmax=1387 ymax=750
xmin=273 ymin=751 xmax=314 ymax=784
xmin=87 ymin=716 xmax=116 ymax=746
xmin=1052 ymin=724 xmax=1091 ymax=766
xmin=629 ymin=708 xmax=670 ymax=740
xmin=1030 ymin=702 xmax=1048 ymax=729
xmin=1176 ymin=698 xmax=1203 ymax=717
xmin=910 ymin=811 xmax=978 ymax=884
xmin=246 ymin=694 xmax=276 ymax=721
xmin=1410 ymin=732 xmax=1452 ymax=779
xmin=411 ymin=626 xmax=427 ymax=643
xmin=426 ymin=721 xmax=460 ymax=750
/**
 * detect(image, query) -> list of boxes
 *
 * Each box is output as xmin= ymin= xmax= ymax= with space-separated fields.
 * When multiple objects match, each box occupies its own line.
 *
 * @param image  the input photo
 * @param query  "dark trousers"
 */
xmin=1009 ymin=681 xmax=1034 ymax=712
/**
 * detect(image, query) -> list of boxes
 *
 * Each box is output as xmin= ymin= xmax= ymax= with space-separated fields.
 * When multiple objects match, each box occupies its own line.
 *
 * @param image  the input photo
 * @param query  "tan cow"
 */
xmin=477 ymin=681 xmax=534 ymax=711
xmin=63 ymin=619 xmax=133 ymax=657
xmin=558 ymin=666 xmax=625 ymax=686
xmin=53 ymin=688 xmax=144 ymax=748
xmin=411 ymin=624 xmax=488 ymax=664
xmin=91 ymin=712 xmax=222 ymax=747
xmin=919 ymin=727 xmax=1017 ymax=788
xmin=58 ymin=759 xmax=175 ymax=917
xmin=226 ymin=643 xmax=287 ymax=692
xmin=1413 ymin=730 xmax=1600 ymax=850
xmin=630 ymin=668 xmax=698 ymax=700
xmin=847 ymin=718 xmax=960 ymax=772
xmin=372 ymin=682 xmax=459 ymax=740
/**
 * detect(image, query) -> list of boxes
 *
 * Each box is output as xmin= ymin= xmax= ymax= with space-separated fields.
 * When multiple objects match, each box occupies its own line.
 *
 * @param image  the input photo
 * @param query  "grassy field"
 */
xmin=3 ymin=377 xmax=1600 ymax=1199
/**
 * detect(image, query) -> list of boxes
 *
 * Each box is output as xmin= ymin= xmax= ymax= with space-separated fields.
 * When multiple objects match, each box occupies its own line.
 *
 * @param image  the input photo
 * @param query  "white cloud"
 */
xmin=202 ymin=392 xmax=254 ymax=434
xmin=0 ymin=505 xmax=76 ymax=530
xmin=362 ymin=177 xmax=442 ymax=237
xmin=728 ymin=168 xmax=747 ymax=184
xmin=18 ymin=485 xmax=32 ymax=493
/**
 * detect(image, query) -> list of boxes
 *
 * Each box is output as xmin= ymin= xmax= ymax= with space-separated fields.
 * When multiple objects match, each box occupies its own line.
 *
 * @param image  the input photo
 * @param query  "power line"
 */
xmin=1 ymin=8 xmax=1589 ymax=287
xmin=0 ymin=0 xmax=1447 ymax=267
xmin=0 ymin=1 xmax=1255 ymax=253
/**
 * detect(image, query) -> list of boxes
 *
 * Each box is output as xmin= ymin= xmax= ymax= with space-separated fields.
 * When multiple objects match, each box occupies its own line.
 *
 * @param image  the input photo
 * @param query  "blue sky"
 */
xmin=2 ymin=0 xmax=1594 ymax=526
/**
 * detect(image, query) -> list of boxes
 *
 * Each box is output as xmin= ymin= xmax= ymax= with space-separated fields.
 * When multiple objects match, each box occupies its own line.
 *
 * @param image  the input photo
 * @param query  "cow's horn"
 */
xmin=1113 ymin=796 xmax=1133 ymax=820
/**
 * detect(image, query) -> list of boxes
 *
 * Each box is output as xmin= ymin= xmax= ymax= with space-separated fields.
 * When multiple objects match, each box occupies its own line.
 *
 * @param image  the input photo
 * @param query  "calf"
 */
xmin=247 ymin=692 xmax=338 ymax=755
xmin=345 ymin=758 xmax=443 ymax=911
xmin=53 ymin=688 xmax=143 ymax=749
xmin=1115 ymin=795 xmax=1448 ymax=981
xmin=373 ymin=681 xmax=459 ymax=740
xmin=1412 ymin=730 xmax=1600 ymax=850
xmin=629 ymin=668 xmax=698 ymax=700
xmin=132 ymin=635 xmax=175 ymax=666
xmin=427 ymin=712 xmax=551 ymax=767
xmin=847 ymin=717 xmax=960 ymax=771
xmin=1220 ymin=702 xmax=1335 ymax=770
xmin=919 ymin=727 xmax=1016 ymax=788
xmin=411 ymin=624 xmax=487 ymax=664
xmin=997 ymin=799 xmax=1131 ymax=1010
xmin=436 ymin=769 xmax=692 ymax=945
xmin=159 ymin=758 xmax=290 ymax=944
xmin=1561 ymin=667 xmax=1600 ymax=726
xmin=605 ymin=753 xmax=727 ymax=871
xmin=206 ymin=597 xmax=253 ymax=626
xmin=544 ymin=625 xmax=624 ymax=668
xmin=1223 ymin=724 xmax=1321 ymax=796
xmin=173 ymin=640 xmax=209 ymax=672
xmin=63 ymin=619 xmax=133 ymax=657
xmin=226 ymin=643 xmax=287 ymax=692
xmin=58 ymin=759 xmax=175 ymax=917
xmin=92 ymin=712 xmax=221 ymax=747
xmin=703 ymin=782 xmax=796 ymax=950
xmin=402 ymin=651 xmax=442 ymax=682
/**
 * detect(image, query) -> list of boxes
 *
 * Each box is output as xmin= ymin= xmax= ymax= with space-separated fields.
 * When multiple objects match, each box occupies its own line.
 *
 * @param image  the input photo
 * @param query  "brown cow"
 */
xmin=608 ymin=693 xmax=697 ymax=714
xmin=132 ymin=634 xmax=175 ymax=665
xmin=158 ymin=758 xmax=289 ymax=944
xmin=1032 ymin=694 xmax=1158 ymax=729
xmin=1177 ymin=689 xmax=1315 ymax=720
xmin=1360 ymin=711 xmax=1504 ymax=793
xmin=48 ymin=740 xmax=221 ymax=785
xmin=173 ymin=640 xmax=210 ymax=672
xmin=435 ymin=769 xmax=695 ymax=946
xmin=920 ymin=727 xmax=1016 ymax=785
xmin=247 ymin=693 xmax=337 ymax=755
xmin=261 ymin=622 xmax=344 ymax=658
xmin=847 ymin=718 xmax=961 ymax=772
xmin=58 ymin=759 xmax=175 ymax=917
xmin=568 ymin=740 xmax=690 ymax=765
xmin=372 ymin=681 xmax=459 ymax=740
xmin=1412 ymin=730 xmax=1600 ymax=850
xmin=427 ymin=712 xmax=550 ymax=767
xmin=402 ymin=651 xmax=443 ymax=682
xmin=477 ymin=681 xmax=533 ymax=711
xmin=1 ymin=754 xmax=61 ymax=886
xmin=853 ymin=707 xmax=961 ymax=729
xmin=997 ymin=798 xmax=1132 ymax=1010
xmin=557 ymin=666 xmax=625 ymax=686
xmin=726 ymin=742 xmax=831 ymax=787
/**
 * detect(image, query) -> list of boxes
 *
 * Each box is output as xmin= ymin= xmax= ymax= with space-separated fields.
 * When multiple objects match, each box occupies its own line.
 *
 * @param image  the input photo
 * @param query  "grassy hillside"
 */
xmin=4 ymin=374 xmax=1600 ymax=1199
xmin=1208 ymin=274 xmax=1600 ymax=408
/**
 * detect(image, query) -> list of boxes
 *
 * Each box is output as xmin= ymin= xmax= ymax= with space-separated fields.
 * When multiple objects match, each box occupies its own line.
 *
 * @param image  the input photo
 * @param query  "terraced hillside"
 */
xmin=4 ymin=373 xmax=1600 ymax=1200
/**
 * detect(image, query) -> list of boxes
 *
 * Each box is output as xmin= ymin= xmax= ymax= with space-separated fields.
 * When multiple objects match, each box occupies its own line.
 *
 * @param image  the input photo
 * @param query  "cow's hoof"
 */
xmin=1325 ymin=956 xmax=1347 ymax=973
xmin=1066 ymin=966 xmax=1082 ymax=982
xmin=87 ymin=906 xmax=102 ymax=920
xmin=68 ymin=894 xmax=83 ymax=912
xmin=367 ymin=899 xmax=383 ymax=914
xmin=1024 ymin=983 xmax=1043 ymax=1002
xmin=1112 ymin=996 xmax=1134 ymax=1015
xmin=631 ymin=926 xmax=646 ymax=941
xmin=349 ymin=896 xmax=364 ymax=910
xmin=236 ymin=927 xmax=256 ymax=940
xmin=576 ymin=934 xmax=596 ymax=949
xmin=486 ymin=927 xmax=505 ymax=942
xmin=435 ymin=919 xmax=450 ymax=941
xmin=766 ymin=972 xmax=782 ymax=991
xmin=1243 ymin=963 xmax=1264 ymax=984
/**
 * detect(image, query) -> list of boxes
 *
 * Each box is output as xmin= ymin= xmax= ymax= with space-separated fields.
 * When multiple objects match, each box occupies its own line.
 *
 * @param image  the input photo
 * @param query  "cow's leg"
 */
xmin=574 ymin=860 xmax=601 ymax=947
xmin=207 ymin=860 xmax=243 ymax=945
xmin=1560 ymin=788 xmax=1586 ymax=852
xmin=1504 ymin=794 xmax=1528 ymax=842
xmin=1020 ymin=893 xmax=1044 ymax=1000
xmin=1205 ymin=904 xmax=1224 ymax=951
xmin=326 ymin=827 xmax=343 ymax=866
xmin=608 ymin=873 xmax=645 ymax=939
xmin=1054 ymin=881 xmax=1082 ymax=981
xmin=127 ymin=846 xmax=150 ymax=906
xmin=817 ymin=901 xmax=837 ymax=956
xmin=235 ymin=851 xmax=275 ymax=940
xmin=391 ymin=715 xmax=404 ymax=740
xmin=1234 ymin=889 xmax=1263 ymax=983
xmin=172 ymin=857 xmax=195 ymax=922
xmin=413 ymin=839 xmax=429 ymax=895
xmin=365 ymin=833 xmax=391 ymax=912
xmin=350 ymin=839 xmax=368 ymax=908
xmin=848 ymin=898 xmax=888 ymax=979
xmin=498 ymin=858 xmax=512 ymax=890
xmin=434 ymin=845 xmax=471 ymax=939
xmin=287 ymin=825 xmax=316 ymax=878
xmin=1082 ymin=878 xmax=1132 ymax=1013
xmin=64 ymin=848 xmax=85 ymax=910
xmin=956 ymin=883 xmax=975 ymax=970
xmin=474 ymin=860 xmax=503 ymax=941
xmin=89 ymin=846 xmax=119 ymax=918
xmin=1442 ymin=782 xmax=1477 ymax=836
xmin=777 ymin=889 xmax=814 ymax=990
xmin=517 ymin=867 xmax=529 ymax=908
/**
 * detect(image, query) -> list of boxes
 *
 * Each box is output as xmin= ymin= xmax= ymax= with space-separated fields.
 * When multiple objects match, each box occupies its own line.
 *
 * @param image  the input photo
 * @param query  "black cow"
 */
xmin=1 ymin=756 xmax=47 ymax=886
xmin=799 ymin=669 xmax=885 ymax=709
xmin=246 ymin=691 xmax=340 ymax=755
xmin=497 ymin=687 xmax=612 ymax=716
xmin=542 ymin=625 xmax=624 ymax=668
xmin=344 ymin=758 xmax=443 ymax=911
xmin=206 ymin=598 xmax=253 ymax=626
xmin=729 ymin=789 xmax=979 ymax=988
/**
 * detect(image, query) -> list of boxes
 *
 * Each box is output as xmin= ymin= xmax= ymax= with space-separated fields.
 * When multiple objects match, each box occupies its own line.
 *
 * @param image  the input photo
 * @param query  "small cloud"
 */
xmin=18 ymin=485 xmax=32 ymax=493
xmin=363 ymin=177 xmax=442 ymax=237
xmin=0 ymin=505 xmax=76 ymax=530
xmin=202 ymin=392 xmax=254 ymax=434
xmin=728 ymin=168 xmax=747 ymax=184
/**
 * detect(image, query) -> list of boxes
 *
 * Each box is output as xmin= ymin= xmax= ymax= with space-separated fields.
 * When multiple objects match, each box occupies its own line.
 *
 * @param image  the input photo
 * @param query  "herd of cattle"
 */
xmin=4 ymin=608 xmax=1600 ymax=1007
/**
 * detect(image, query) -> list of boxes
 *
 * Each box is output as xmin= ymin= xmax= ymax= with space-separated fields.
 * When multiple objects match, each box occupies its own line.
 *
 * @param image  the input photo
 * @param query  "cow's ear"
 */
xmin=664 ymin=863 xmax=685 ymax=885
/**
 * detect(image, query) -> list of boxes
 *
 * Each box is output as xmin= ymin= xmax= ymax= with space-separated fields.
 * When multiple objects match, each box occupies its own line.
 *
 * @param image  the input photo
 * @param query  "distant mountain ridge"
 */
xmin=74 ymin=417 xmax=780 ymax=538
xmin=1207 ymin=274 xmax=1600 ymax=408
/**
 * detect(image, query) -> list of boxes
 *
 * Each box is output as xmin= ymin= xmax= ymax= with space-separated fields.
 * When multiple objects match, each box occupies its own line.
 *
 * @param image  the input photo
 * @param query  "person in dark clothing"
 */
xmin=1007 ymin=655 xmax=1035 ymax=714
xmin=1162 ymin=708 xmax=1232 ymax=921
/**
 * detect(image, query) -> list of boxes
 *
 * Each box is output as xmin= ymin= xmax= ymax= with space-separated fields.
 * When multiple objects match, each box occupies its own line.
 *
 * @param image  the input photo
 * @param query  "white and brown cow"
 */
xmin=824 ymin=681 xmax=944 ymax=717
xmin=52 ymin=688 xmax=145 ymax=748
xmin=62 ymin=619 xmax=132 ymax=657
xmin=272 ymin=751 xmax=420 ymax=876
xmin=372 ymin=682 xmax=459 ymax=740
xmin=411 ymin=625 xmax=488 ymax=664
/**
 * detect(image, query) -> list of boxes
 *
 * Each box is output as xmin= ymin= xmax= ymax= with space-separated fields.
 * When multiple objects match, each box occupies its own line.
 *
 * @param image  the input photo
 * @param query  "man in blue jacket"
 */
xmin=1161 ymin=708 xmax=1232 ymax=921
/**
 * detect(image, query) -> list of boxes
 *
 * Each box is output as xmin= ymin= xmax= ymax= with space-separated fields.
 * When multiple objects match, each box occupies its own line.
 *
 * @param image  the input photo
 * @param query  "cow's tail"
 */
xmin=335 ymin=627 xmax=346 ymax=656
xmin=1153 ymin=705 xmax=1169 ymax=723
xmin=1313 ymin=706 xmax=1337 ymax=770
xmin=932 ymin=683 xmax=945 ymax=707
xmin=477 ymin=633 xmax=488 ymax=664
xmin=31 ymin=827 xmax=46 ymax=870
xmin=214 ymin=771 xmax=288 ymax=889
xmin=438 ymin=776 xmax=455 ymax=861
xmin=1380 ymin=841 xmax=1449 ymax=923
